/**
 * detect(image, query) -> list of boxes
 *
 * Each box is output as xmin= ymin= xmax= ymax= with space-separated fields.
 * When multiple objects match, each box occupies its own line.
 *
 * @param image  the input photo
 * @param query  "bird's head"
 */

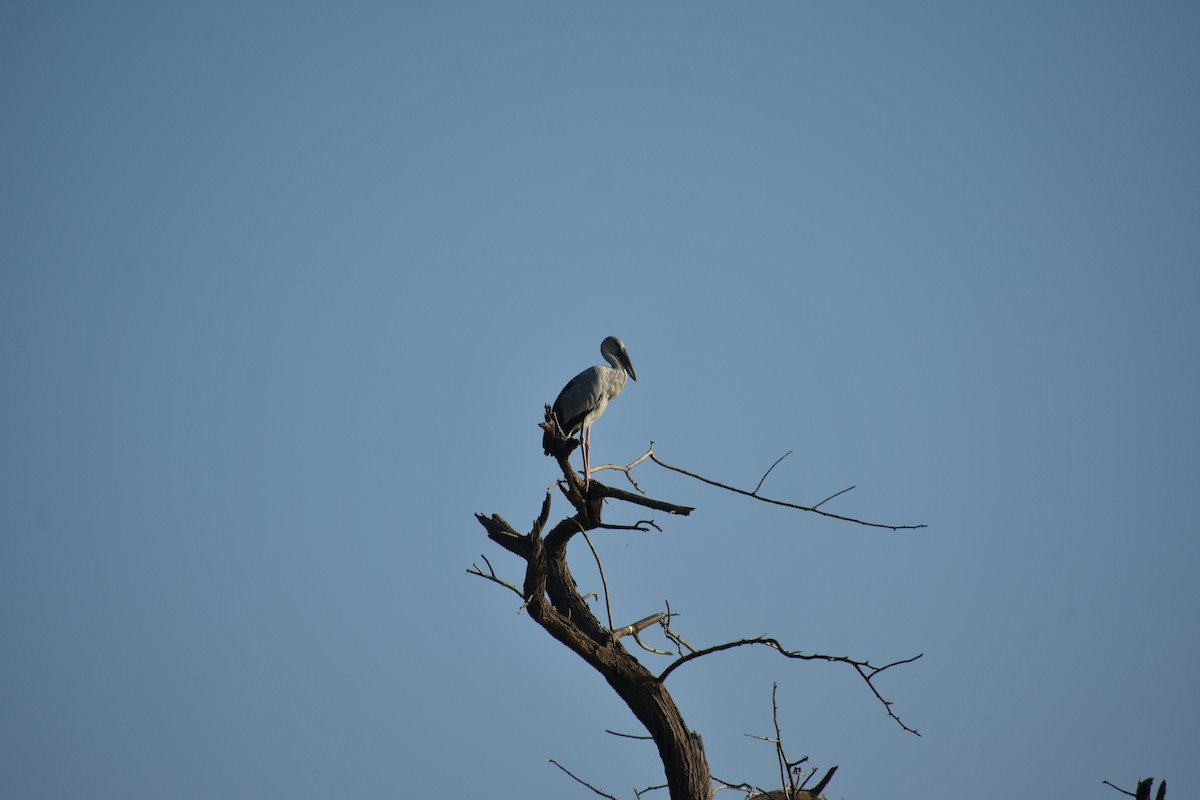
xmin=601 ymin=336 xmax=637 ymax=382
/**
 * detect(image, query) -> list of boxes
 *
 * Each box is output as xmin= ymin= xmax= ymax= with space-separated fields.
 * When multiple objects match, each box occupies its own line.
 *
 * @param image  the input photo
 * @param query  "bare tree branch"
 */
xmin=531 ymin=491 xmax=554 ymax=538
xmin=804 ymin=766 xmax=838 ymax=798
xmin=713 ymin=776 xmax=781 ymax=799
xmin=550 ymin=759 xmax=623 ymax=800
xmin=579 ymin=526 xmax=615 ymax=632
xmin=606 ymin=728 xmax=654 ymax=740
xmin=592 ymin=446 xmax=657 ymax=494
xmin=613 ymin=612 xmax=668 ymax=642
xmin=660 ymin=603 xmax=698 ymax=655
xmin=792 ymin=758 xmax=813 ymax=788
xmin=474 ymin=512 xmax=534 ymax=565
xmin=542 ymin=405 xmax=590 ymax=507
xmin=711 ymin=776 xmax=764 ymax=797
xmin=1103 ymin=778 xmax=1165 ymax=800
xmin=594 ymin=481 xmax=694 ymax=515
xmin=633 ymin=629 xmax=674 ymax=656
xmin=770 ymin=682 xmax=788 ymax=794
xmin=649 ymin=449 xmax=924 ymax=531
xmin=599 ymin=520 xmax=662 ymax=533
xmin=658 ymin=636 xmax=923 ymax=736
xmin=465 ymin=554 xmax=524 ymax=599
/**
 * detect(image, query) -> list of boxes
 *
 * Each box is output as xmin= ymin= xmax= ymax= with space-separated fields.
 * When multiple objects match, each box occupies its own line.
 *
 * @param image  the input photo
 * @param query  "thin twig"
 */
xmin=605 ymin=729 xmax=653 ymax=740
xmin=792 ymin=757 xmax=813 ymax=789
xmin=660 ymin=605 xmax=698 ymax=655
xmin=712 ymin=775 xmax=767 ymax=797
xmin=851 ymin=653 xmax=925 ymax=735
xmin=579 ymin=526 xmax=615 ymax=633
xmin=1102 ymin=780 xmax=1137 ymax=797
xmin=649 ymin=450 xmax=924 ymax=531
xmin=549 ymin=759 xmax=621 ymax=800
xmin=745 ymin=682 xmax=811 ymax=794
xmin=597 ymin=520 xmax=658 ymax=533
xmin=633 ymin=629 xmax=673 ymax=656
xmin=753 ymin=450 xmax=792 ymax=495
xmin=813 ymin=485 xmax=855 ymax=509
xmin=771 ymin=682 xmax=787 ymax=794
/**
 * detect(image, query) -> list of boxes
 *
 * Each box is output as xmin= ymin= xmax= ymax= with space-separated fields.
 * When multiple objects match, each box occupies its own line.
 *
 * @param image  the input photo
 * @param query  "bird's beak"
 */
xmin=621 ymin=351 xmax=637 ymax=382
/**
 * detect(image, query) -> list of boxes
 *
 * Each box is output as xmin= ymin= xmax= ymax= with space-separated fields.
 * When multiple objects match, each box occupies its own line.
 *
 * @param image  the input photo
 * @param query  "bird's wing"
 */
xmin=553 ymin=365 xmax=606 ymax=436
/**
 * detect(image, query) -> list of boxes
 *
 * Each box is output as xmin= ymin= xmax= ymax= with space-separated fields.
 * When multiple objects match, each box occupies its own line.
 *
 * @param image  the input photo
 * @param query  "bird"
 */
xmin=543 ymin=336 xmax=637 ymax=486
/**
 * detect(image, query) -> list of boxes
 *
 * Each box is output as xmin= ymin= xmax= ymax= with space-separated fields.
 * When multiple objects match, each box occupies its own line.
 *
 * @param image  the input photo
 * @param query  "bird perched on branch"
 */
xmin=543 ymin=336 xmax=637 ymax=486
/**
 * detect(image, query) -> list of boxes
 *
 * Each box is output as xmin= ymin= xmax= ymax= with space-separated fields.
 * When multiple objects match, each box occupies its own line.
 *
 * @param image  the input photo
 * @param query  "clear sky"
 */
xmin=3 ymin=3 xmax=1198 ymax=799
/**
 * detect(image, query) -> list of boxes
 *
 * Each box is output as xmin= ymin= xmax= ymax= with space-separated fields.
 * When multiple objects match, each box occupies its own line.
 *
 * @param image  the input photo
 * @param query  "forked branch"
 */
xmin=466 ymin=554 xmax=523 ymax=599
xmin=648 ymin=446 xmax=925 ymax=531
xmin=658 ymin=634 xmax=923 ymax=736
xmin=592 ymin=447 xmax=657 ymax=493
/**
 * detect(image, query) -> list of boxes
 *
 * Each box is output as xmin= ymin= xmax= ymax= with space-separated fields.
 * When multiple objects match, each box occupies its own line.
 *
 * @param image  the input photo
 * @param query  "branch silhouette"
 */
xmin=648 ymin=445 xmax=925 ymax=531
xmin=469 ymin=417 xmax=926 ymax=799
xmin=1104 ymin=778 xmax=1166 ymax=800
xmin=657 ymin=632 xmax=922 ymax=736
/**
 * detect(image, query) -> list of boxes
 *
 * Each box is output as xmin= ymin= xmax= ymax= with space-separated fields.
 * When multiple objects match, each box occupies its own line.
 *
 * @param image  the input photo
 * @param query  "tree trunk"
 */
xmin=520 ymin=514 xmax=712 ymax=800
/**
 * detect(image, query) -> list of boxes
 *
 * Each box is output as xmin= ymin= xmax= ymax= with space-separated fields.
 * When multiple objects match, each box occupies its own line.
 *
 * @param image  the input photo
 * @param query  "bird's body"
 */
xmin=544 ymin=336 xmax=637 ymax=484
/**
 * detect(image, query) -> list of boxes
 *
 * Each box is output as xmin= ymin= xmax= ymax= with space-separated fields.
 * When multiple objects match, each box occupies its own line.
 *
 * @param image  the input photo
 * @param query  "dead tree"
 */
xmin=469 ymin=408 xmax=925 ymax=800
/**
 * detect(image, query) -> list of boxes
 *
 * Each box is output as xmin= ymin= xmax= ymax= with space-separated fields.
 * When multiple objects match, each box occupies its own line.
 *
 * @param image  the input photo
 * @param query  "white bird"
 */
xmin=543 ymin=336 xmax=638 ymax=485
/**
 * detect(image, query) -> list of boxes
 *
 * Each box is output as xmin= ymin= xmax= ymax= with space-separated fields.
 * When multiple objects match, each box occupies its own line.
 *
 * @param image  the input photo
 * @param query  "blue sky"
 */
xmin=2 ymin=3 xmax=1198 ymax=798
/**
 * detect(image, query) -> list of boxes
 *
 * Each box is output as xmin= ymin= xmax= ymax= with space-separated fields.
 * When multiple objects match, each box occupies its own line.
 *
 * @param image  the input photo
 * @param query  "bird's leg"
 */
xmin=582 ymin=424 xmax=591 ymax=488
xmin=582 ymin=427 xmax=589 ymax=488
